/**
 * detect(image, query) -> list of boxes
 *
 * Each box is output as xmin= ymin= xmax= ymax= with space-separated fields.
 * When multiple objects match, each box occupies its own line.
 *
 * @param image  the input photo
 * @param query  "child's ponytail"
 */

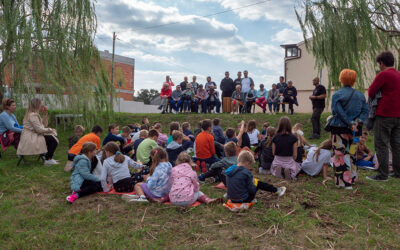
xmin=150 ymin=147 xmax=168 ymax=174
xmin=265 ymin=127 xmax=276 ymax=148
xmin=313 ymin=139 xmax=332 ymax=162
xmin=103 ymin=142 xmax=125 ymax=163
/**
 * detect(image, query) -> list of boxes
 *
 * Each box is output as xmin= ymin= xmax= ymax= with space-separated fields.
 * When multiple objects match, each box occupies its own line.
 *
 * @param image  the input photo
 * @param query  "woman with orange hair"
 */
xmin=326 ymin=69 xmax=368 ymax=189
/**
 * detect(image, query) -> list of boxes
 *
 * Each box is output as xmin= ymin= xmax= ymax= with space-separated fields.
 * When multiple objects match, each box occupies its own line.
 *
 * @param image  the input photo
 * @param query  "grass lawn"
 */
xmin=1 ymin=112 xmax=399 ymax=249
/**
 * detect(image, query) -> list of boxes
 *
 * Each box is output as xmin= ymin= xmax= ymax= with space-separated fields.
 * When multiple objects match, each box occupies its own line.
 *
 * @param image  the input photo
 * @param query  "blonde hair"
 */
xmin=176 ymin=152 xmax=194 ymax=166
xmin=172 ymin=130 xmax=183 ymax=141
xmin=265 ymin=127 xmax=276 ymax=148
xmin=74 ymin=125 xmax=85 ymax=134
xmin=224 ymin=141 xmax=237 ymax=157
xmin=150 ymin=147 xmax=168 ymax=174
xmin=139 ymin=130 xmax=149 ymax=138
xmin=237 ymin=150 xmax=255 ymax=165
xmin=313 ymin=140 xmax=332 ymax=162
xmin=292 ymin=123 xmax=304 ymax=147
xmin=24 ymin=98 xmax=42 ymax=120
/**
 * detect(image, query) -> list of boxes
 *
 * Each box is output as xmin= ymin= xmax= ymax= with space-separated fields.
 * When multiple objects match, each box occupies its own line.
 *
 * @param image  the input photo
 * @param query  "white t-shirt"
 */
xmin=296 ymin=130 xmax=304 ymax=136
xmin=301 ymin=147 xmax=331 ymax=176
xmin=247 ymin=129 xmax=260 ymax=145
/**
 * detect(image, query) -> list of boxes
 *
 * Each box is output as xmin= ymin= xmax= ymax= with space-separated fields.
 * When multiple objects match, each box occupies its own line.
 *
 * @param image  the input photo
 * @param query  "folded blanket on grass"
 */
xmin=215 ymin=182 xmax=227 ymax=190
xmin=223 ymin=199 xmax=256 ymax=212
xmin=99 ymin=188 xmax=136 ymax=195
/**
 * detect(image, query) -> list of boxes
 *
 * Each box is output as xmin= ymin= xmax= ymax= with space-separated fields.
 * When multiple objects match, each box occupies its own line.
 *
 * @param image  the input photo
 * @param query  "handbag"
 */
xmin=324 ymin=89 xmax=356 ymax=132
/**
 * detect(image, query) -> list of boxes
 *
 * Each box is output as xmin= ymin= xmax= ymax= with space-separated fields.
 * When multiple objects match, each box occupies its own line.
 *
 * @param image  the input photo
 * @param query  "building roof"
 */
xmin=99 ymin=50 xmax=135 ymax=66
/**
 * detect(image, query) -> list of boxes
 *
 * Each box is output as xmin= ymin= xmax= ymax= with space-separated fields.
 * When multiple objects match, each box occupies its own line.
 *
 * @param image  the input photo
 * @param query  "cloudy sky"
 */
xmin=94 ymin=0 xmax=304 ymax=92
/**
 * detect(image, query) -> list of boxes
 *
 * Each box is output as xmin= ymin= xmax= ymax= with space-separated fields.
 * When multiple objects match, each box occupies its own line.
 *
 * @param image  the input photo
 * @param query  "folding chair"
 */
xmin=17 ymin=154 xmax=46 ymax=166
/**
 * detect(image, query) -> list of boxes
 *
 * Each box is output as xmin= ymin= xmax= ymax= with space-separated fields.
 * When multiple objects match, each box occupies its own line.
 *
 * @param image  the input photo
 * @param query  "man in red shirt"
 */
xmin=367 ymin=51 xmax=400 ymax=181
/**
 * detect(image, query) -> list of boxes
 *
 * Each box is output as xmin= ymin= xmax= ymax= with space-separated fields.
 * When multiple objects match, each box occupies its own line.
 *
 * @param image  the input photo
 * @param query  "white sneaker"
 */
xmin=223 ymin=193 xmax=228 ymax=199
xmin=276 ymin=186 xmax=287 ymax=197
xmin=122 ymin=194 xmax=139 ymax=201
xmin=128 ymin=196 xmax=149 ymax=202
xmin=44 ymin=159 xmax=58 ymax=166
xmin=344 ymin=186 xmax=353 ymax=190
xmin=50 ymin=159 xmax=59 ymax=164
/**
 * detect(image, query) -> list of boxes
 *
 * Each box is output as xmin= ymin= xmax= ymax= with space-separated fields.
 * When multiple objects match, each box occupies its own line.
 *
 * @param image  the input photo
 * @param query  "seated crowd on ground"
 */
xmin=159 ymin=72 xmax=298 ymax=115
xmin=1 ymin=51 xmax=399 ymax=211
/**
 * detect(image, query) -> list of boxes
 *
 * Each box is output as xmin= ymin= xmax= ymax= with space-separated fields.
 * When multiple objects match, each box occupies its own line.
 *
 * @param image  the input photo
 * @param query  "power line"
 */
xmin=115 ymin=0 xmax=271 ymax=33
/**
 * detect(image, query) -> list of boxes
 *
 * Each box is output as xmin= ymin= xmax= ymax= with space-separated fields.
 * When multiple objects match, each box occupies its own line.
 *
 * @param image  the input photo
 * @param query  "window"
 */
xmin=286 ymin=47 xmax=300 ymax=58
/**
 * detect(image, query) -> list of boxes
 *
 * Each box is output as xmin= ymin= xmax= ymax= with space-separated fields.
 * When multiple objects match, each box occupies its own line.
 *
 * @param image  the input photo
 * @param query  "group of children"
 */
xmin=64 ymin=115 xmax=378 ymax=208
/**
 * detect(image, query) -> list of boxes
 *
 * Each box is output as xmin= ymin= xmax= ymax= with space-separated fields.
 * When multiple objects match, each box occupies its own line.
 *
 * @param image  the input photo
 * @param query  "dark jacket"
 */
xmin=220 ymin=77 xmax=235 ymax=97
xmin=183 ymin=129 xmax=195 ymax=142
xmin=225 ymin=165 xmax=256 ymax=202
xmin=283 ymin=86 xmax=298 ymax=105
xmin=254 ymin=138 xmax=274 ymax=170
xmin=277 ymin=82 xmax=287 ymax=94
xmin=180 ymin=81 xmax=188 ymax=91
xmin=212 ymin=125 xmax=225 ymax=145
xmin=209 ymin=156 xmax=237 ymax=171
xmin=166 ymin=141 xmax=185 ymax=166
xmin=103 ymin=133 xmax=125 ymax=147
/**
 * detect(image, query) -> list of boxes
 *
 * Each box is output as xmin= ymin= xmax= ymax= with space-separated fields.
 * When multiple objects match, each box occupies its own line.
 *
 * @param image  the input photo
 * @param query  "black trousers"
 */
xmin=203 ymin=168 xmax=225 ymax=182
xmin=311 ymin=107 xmax=324 ymax=136
xmin=77 ymin=180 xmax=102 ymax=198
xmin=44 ymin=135 xmax=58 ymax=160
xmin=231 ymin=181 xmax=277 ymax=203
xmin=283 ymin=97 xmax=295 ymax=114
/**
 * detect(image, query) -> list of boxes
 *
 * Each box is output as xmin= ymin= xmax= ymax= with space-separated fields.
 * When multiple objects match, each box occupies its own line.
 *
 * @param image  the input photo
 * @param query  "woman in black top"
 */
xmin=270 ymin=116 xmax=302 ymax=180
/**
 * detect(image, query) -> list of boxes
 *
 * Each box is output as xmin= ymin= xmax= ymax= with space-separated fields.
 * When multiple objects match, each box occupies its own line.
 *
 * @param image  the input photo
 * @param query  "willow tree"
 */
xmin=0 ymin=0 xmax=113 ymax=124
xmin=296 ymin=0 xmax=400 ymax=96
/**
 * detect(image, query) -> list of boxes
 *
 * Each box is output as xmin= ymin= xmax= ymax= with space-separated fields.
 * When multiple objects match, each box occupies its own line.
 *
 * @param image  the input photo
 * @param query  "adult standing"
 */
xmin=180 ymin=76 xmax=189 ymax=91
xmin=328 ymin=69 xmax=368 ymax=189
xmin=17 ymin=98 xmax=59 ymax=165
xmin=276 ymin=76 xmax=288 ymax=113
xmin=204 ymin=76 xmax=217 ymax=92
xmin=240 ymin=70 xmax=254 ymax=94
xmin=220 ymin=71 xmax=235 ymax=113
xmin=309 ymin=77 xmax=327 ymax=139
xmin=367 ymin=51 xmax=400 ymax=181
xmin=190 ymin=76 xmax=199 ymax=93
xmin=164 ymin=75 xmax=174 ymax=113
xmin=233 ymin=71 xmax=242 ymax=87
xmin=0 ymin=98 xmax=22 ymax=150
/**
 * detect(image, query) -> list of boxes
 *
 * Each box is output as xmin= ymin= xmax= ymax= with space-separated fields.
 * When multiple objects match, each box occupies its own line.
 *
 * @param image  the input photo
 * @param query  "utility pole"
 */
xmin=110 ymin=32 xmax=116 ymax=110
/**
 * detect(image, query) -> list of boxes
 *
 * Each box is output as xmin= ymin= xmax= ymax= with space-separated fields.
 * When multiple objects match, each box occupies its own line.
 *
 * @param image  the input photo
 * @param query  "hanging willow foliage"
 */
xmin=296 ymin=0 xmax=400 ymax=99
xmin=0 ymin=0 xmax=113 ymax=125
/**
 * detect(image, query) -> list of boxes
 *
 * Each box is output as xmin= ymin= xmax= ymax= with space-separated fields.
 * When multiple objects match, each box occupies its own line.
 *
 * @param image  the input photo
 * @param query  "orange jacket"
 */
xmin=69 ymin=132 xmax=101 ymax=155
xmin=195 ymin=131 xmax=215 ymax=159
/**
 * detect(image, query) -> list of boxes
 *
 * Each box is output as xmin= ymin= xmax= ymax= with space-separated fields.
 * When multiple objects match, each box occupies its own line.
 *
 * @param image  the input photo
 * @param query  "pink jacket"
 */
xmin=169 ymin=163 xmax=199 ymax=203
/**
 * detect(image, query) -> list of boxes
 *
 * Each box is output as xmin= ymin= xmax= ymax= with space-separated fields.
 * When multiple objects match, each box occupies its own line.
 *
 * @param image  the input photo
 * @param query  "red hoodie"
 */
xmin=160 ymin=88 xmax=172 ymax=97
xmin=369 ymin=68 xmax=400 ymax=117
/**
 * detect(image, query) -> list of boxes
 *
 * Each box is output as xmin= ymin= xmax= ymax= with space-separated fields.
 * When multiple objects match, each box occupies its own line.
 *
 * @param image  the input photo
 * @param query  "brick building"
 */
xmin=99 ymin=50 xmax=135 ymax=101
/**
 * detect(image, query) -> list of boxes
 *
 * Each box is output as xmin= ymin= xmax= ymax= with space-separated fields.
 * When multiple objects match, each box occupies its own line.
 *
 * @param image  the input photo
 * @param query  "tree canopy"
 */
xmin=0 ymin=0 xmax=113 ymax=123
xmin=135 ymin=89 xmax=160 ymax=105
xmin=296 ymin=0 xmax=400 ymax=95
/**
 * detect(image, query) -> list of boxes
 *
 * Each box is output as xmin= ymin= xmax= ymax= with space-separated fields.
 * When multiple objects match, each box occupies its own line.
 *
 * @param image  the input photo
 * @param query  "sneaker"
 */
xmin=122 ymin=194 xmax=140 ymax=201
xmin=223 ymin=193 xmax=228 ymax=199
xmin=276 ymin=186 xmax=286 ymax=197
xmin=344 ymin=186 xmax=353 ymax=190
xmin=128 ymin=196 xmax=149 ymax=202
xmin=44 ymin=159 xmax=58 ymax=166
xmin=50 ymin=159 xmax=59 ymax=164
xmin=358 ymin=166 xmax=375 ymax=170
xmin=66 ymin=194 xmax=78 ymax=204
xmin=366 ymin=175 xmax=388 ymax=182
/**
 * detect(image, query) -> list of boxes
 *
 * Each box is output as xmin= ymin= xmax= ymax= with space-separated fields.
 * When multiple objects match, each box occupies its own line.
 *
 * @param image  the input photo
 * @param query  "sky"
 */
xmin=94 ymin=0 xmax=304 ymax=93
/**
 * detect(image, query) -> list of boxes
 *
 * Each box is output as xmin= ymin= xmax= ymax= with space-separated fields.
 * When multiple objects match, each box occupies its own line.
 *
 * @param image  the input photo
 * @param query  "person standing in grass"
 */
xmin=367 ymin=51 xmax=400 ymax=181
xmin=309 ymin=77 xmax=326 ymax=139
xmin=66 ymin=142 xmax=102 ymax=204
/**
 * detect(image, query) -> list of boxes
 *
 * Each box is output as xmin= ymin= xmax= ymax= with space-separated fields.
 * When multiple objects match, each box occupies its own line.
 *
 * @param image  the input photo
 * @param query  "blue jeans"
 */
xmin=196 ymin=99 xmax=207 ymax=114
xmin=356 ymin=155 xmax=374 ymax=168
xmin=183 ymin=100 xmax=192 ymax=112
xmin=268 ymin=99 xmax=278 ymax=112
xmin=170 ymin=100 xmax=182 ymax=112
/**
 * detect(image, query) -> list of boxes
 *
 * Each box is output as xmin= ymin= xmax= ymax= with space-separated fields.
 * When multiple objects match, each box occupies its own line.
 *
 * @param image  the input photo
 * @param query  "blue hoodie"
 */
xmin=70 ymin=155 xmax=99 ymax=192
xmin=146 ymin=162 xmax=172 ymax=197
xmin=212 ymin=125 xmax=226 ymax=145
xmin=225 ymin=165 xmax=256 ymax=202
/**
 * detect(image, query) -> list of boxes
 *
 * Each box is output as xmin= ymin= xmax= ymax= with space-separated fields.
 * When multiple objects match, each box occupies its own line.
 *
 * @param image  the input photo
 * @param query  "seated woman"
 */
xmin=182 ymin=83 xmax=195 ymax=114
xmin=231 ymin=85 xmax=245 ymax=115
xmin=17 ymin=98 xmax=59 ymax=165
xmin=0 ymin=98 xmax=22 ymax=150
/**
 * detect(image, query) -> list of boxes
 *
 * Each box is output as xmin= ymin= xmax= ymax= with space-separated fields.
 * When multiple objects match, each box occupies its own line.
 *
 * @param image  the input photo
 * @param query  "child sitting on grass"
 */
xmin=261 ymin=122 xmax=270 ymax=139
xmin=153 ymin=123 xmax=168 ymax=148
xmin=301 ymin=139 xmax=332 ymax=180
xmin=118 ymin=126 xmax=135 ymax=156
xmin=182 ymin=122 xmax=195 ymax=142
xmin=236 ymin=120 xmax=251 ymax=152
xmin=195 ymin=119 xmax=219 ymax=166
xmin=167 ymin=121 xmax=193 ymax=150
xmin=100 ymin=142 xmax=148 ymax=193
xmin=255 ymin=127 xmax=276 ymax=175
xmin=103 ymin=124 xmax=125 ymax=148
xmin=167 ymin=130 xmax=185 ymax=166
xmin=292 ymin=123 xmax=311 ymax=163
xmin=271 ymin=116 xmax=301 ymax=180
xmin=247 ymin=120 xmax=260 ymax=146
xmin=225 ymin=128 xmax=238 ymax=144
xmin=356 ymin=136 xmax=375 ymax=170
xmin=225 ymin=150 xmax=286 ymax=203
xmin=68 ymin=125 xmax=84 ymax=149
xmin=66 ymin=142 xmax=102 ymax=204
xmin=136 ymin=129 xmax=159 ymax=166
xmin=213 ymin=118 xmax=226 ymax=145
xmin=133 ymin=130 xmax=148 ymax=160
xmin=198 ymin=142 xmax=237 ymax=183
xmin=131 ymin=147 xmax=172 ymax=202
xmin=169 ymin=152 xmax=221 ymax=206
